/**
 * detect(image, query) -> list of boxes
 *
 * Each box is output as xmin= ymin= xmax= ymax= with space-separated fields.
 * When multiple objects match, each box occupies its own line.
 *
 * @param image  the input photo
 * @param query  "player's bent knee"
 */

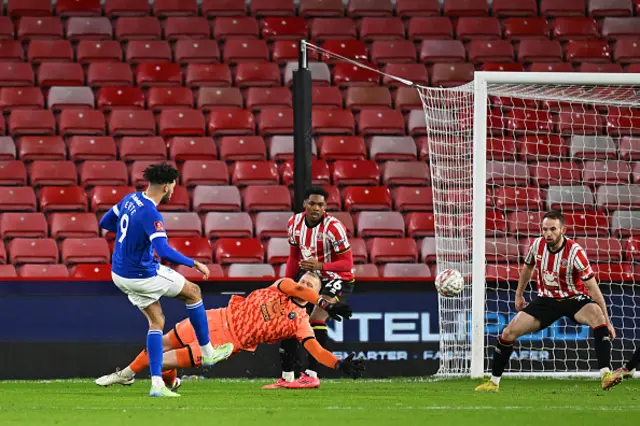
xmin=182 ymin=280 xmax=202 ymax=301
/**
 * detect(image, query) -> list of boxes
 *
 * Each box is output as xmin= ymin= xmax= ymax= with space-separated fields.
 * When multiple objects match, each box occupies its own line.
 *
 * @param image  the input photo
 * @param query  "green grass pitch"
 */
xmin=1 ymin=378 xmax=640 ymax=426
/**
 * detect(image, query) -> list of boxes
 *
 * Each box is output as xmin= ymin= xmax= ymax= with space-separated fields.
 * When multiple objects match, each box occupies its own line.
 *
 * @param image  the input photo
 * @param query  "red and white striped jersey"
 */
xmin=524 ymin=237 xmax=595 ymax=298
xmin=287 ymin=212 xmax=354 ymax=281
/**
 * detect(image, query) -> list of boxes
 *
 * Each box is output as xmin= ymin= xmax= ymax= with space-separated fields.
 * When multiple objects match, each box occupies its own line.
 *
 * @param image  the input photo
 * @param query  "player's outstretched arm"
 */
xmin=151 ymin=237 xmax=195 ymax=268
xmin=515 ymin=263 xmax=535 ymax=312
xmin=99 ymin=207 xmax=119 ymax=233
xmin=277 ymin=278 xmax=352 ymax=321
xmin=303 ymin=339 xmax=365 ymax=379
xmin=584 ymin=277 xmax=615 ymax=339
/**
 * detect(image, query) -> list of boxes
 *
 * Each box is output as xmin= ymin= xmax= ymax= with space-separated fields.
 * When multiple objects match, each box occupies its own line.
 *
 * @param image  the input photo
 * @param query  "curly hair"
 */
xmin=304 ymin=186 xmax=329 ymax=201
xmin=143 ymin=162 xmax=179 ymax=185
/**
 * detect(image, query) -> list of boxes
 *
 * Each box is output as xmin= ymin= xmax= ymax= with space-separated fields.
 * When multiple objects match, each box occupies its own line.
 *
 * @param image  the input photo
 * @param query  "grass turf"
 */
xmin=1 ymin=378 xmax=640 ymax=426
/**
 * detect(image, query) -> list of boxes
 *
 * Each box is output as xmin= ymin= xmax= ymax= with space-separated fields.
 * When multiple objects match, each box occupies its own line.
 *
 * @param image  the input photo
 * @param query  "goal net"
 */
xmin=418 ymin=72 xmax=640 ymax=378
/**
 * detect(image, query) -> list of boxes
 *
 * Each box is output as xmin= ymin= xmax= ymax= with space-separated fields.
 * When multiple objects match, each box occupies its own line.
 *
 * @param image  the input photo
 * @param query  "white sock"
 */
xmin=282 ymin=371 xmax=295 ymax=382
xmin=151 ymin=376 xmax=165 ymax=388
xmin=490 ymin=375 xmax=501 ymax=386
xmin=305 ymin=369 xmax=318 ymax=379
xmin=600 ymin=367 xmax=611 ymax=375
xmin=120 ymin=366 xmax=135 ymax=379
xmin=200 ymin=342 xmax=214 ymax=358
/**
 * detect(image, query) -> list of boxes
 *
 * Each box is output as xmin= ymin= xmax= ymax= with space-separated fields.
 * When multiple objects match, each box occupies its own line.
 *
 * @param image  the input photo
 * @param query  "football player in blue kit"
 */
xmin=98 ymin=162 xmax=233 ymax=397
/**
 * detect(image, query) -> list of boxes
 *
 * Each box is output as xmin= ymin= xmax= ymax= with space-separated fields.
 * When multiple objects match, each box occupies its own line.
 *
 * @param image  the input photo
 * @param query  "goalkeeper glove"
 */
xmin=317 ymin=298 xmax=352 ymax=322
xmin=335 ymin=353 xmax=365 ymax=379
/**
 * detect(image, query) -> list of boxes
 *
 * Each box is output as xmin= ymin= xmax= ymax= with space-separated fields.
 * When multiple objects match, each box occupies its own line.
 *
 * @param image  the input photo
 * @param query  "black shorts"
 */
xmin=522 ymin=295 xmax=595 ymax=330
xmin=319 ymin=277 xmax=355 ymax=303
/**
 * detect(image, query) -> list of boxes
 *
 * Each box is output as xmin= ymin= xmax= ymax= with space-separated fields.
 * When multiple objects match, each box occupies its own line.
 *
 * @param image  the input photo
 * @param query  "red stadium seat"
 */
xmin=517 ymin=39 xmax=564 ymax=63
xmin=348 ymin=0 xmax=392 ymax=17
xmin=494 ymin=186 xmax=543 ymax=210
xmin=180 ymin=160 xmax=229 ymax=187
xmin=0 ymin=160 xmax=26 ymax=185
xmin=29 ymin=161 xmax=77 ymax=187
xmin=213 ymin=17 xmax=259 ymax=40
xmin=583 ymin=160 xmax=630 ymax=185
xmin=251 ymin=0 xmax=296 ymax=16
xmin=370 ymin=238 xmax=418 ymax=263
xmin=333 ymin=160 xmax=380 ymax=186
xmin=267 ymin=238 xmax=289 ymax=264
xmin=161 ymin=212 xmax=202 ymax=238
xmin=592 ymin=263 xmax=638 ymax=282
xmin=108 ymin=110 xmax=156 ymax=137
xmin=312 ymin=109 xmax=354 ymax=135
xmin=392 ymin=186 xmax=433 ymax=212
xmin=408 ymin=17 xmax=453 ymax=41
xmin=0 ymin=18 xmax=13 ymax=40
xmin=383 ymin=263 xmax=431 ymax=278
xmin=66 ymin=17 xmax=112 ymax=41
xmin=370 ymin=40 xmax=417 ymax=64
xmin=18 ymin=17 xmax=63 ymax=40
xmin=228 ymin=263 xmax=276 ymax=278
xmin=68 ymin=263 xmax=111 ymax=280
xmin=359 ymin=109 xmax=405 ymax=136
xmin=56 ymin=0 xmax=101 ymax=16
xmin=90 ymin=186 xmax=134 ymax=212
xmin=395 ymin=0 xmax=440 ymax=17
xmin=311 ymin=86 xmax=343 ymax=109
xmin=9 ymin=238 xmax=58 ymax=264
xmin=505 ymin=109 xmax=554 ymax=134
xmin=625 ymin=236 xmax=640 ymax=261
xmin=356 ymin=211 xmax=404 ymax=238
xmin=589 ymin=0 xmax=633 ymax=17
xmin=383 ymin=161 xmax=429 ymax=186
xmin=614 ymin=39 xmax=640 ymax=63
xmin=443 ymin=0 xmax=488 ymax=16
xmin=310 ymin=18 xmax=356 ymax=41
xmin=321 ymin=40 xmax=368 ymax=63
xmin=246 ymin=87 xmax=292 ymax=110
xmin=27 ymin=40 xmax=73 ymax=63
xmin=87 ymin=63 xmax=134 ymax=87
xmin=0 ymin=137 xmax=16 ymax=160
xmin=0 ymin=212 xmax=47 ymax=239
xmin=59 ymin=110 xmax=105 ymax=136
xmin=503 ymin=17 xmax=549 ymax=40
xmin=129 ymin=160 xmax=178 ymax=188
xmin=261 ymin=17 xmax=307 ymax=41
xmin=104 ymin=0 xmax=148 ymax=17
xmin=504 ymin=211 xmax=544 ymax=236
xmin=60 ymin=238 xmax=110 ymax=264
xmin=168 ymin=137 xmax=217 ymax=161
xmin=147 ymin=87 xmax=193 ymax=111
xmin=0 ymin=264 xmax=17 ymax=277
xmin=116 ymin=17 xmax=161 ymax=41
xmin=519 ymin=135 xmax=568 ymax=161
xmin=235 ymin=62 xmax=281 ymax=87
xmin=47 ymin=87 xmax=93 ymax=112
xmin=540 ymin=0 xmax=586 ymax=16
xmin=268 ymin=135 xmax=317 ymax=161
xmin=69 ymin=136 xmax=117 ymax=161
xmin=218 ymin=136 xmax=266 ymax=161
xmin=343 ymin=186 xmax=392 ymax=211
xmin=0 ymin=186 xmax=37 ymax=211
xmin=371 ymin=136 xmax=418 ymax=161
xmin=493 ymin=0 xmax=537 ymax=17
xmin=564 ymin=211 xmax=610 ymax=237
xmin=383 ymin=64 xmax=429 ymax=87
xmin=467 ymin=40 xmax=515 ymax=63
xmin=204 ymin=212 xmax=253 ymax=239
xmin=126 ymin=41 xmax=172 ymax=64
xmin=360 ymin=17 xmax=405 ymax=41
xmin=119 ymin=137 xmax=166 ymax=162
xmin=529 ymin=161 xmax=582 ymax=187
xmin=223 ymin=39 xmax=269 ymax=64
xmin=255 ymin=212 xmax=290 ymax=239
xmin=175 ymin=264 xmax=223 ymax=281
xmin=18 ymin=264 xmax=69 ymax=278
xmin=37 ymin=62 xmax=84 ymax=87
xmin=431 ymin=63 xmax=475 ymax=87
xmin=192 ymin=186 xmax=242 ymax=212
xmin=156 ymin=185 xmax=189 ymax=212
xmin=258 ymin=108 xmax=294 ymax=135
xmin=0 ymin=40 xmax=24 ymax=62
xmin=17 ymin=136 xmax=65 ymax=161
xmin=272 ymin=40 xmax=319 ymax=63
xmin=318 ymin=136 xmax=367 ymax=161
xmin=566 ymin=40 xmax=612 ymax=63
xmin=420 ymin=40 xmax=466 ymax=63
xmin=214 ymin=238 xmax=263 ymax=264
xmin=299 ymin=0 xmax=344 ymax=17
xmin=333 ymin=62 xmax=380 ymax=87
xmin=485 ymin=237 xmax=521 ymax=262
xmin=553 ymin=17 xmax=599 ymax=40
xmin=0 ymin=63 xmax=35 ymax=86
xmin=574 ymin=237 xmax=623 ymax=261
xmin=0 ymin=87 xmax=44 ymax=112
xmin=153 ymin=0 xmax=198 ymax=17
xmin=49 ymin=212 xmax=98 ymax=239
xmin=405 ymin=212 xmax=435 ymax=237
xmin=208 ymin=109 xmax=255 ymax=136
xmin=158 ymin=109 xmax=205 ymax=137
xmin=8 ymin=0 xmax=52 ymax=17
xmin=579 ymin=63 xmax=623 ymax=72
xmin=280 ymin=159 xmax=330 ymax=187
xmin=456 ymin=17 xmax=502 ymax=40
xmin=619 ymin=136 xmax=640 ymax=160
xmin=242 ymin=185 xmax=291 ymax=211
xmin=347 ymin=238 xmax=367 ymax=263
xmin=487 ymin=161 xmax=529 ymax=186
xmin=175 ymin=40 xmax=220 ymax=65
xmin=136 ymin=63 xmax=181 ymax=88
xmin=197 ymin=87 xmax=243 ymax=111
xmin=284 ymin=62 xmax=330 ymax=86
xmin=167 ymin=237 xmax=212 ymax=263
xmin=201 ymin=0 xmax=246 ymax=17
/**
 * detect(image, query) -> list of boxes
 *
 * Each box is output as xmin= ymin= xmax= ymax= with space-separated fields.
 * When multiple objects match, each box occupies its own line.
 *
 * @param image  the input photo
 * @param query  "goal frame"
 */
xmin=470 ymin=72 xmax=640 ymax=379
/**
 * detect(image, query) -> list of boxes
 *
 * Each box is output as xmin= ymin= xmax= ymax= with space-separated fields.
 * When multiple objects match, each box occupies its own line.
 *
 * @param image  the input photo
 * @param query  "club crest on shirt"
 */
xmin=288 ymin=312 xmax=297 ymax=320
xmin=300 ymin=246 xmax=316 ymax=260
xmin=561 ymin=259 xmax=568 ymax=267
xmin=154 ymin=221 xmax=165 ymax=232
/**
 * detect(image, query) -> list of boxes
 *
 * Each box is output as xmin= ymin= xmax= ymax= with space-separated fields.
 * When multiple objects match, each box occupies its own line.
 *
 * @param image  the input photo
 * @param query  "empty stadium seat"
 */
xmin=227 ymin=264 xmax=275 ymax=278
xmin=284 ymin=62 xmax=330 ymax=86
xmin=540 ymin=0 xmax=586 ymax=16
xmin=246 ymin=87 xmax=292 ymax=110
xmin=201 ymin=0 xmax=245 ymax=17
xmin=553 ymin=17 xmax=599 ymax=40
xmin=611 ymin=210 xmax=640 ymax=237
xmin=493 ymin=0 xmax=537 ymax=17
xmin=268 ymin=135 xmax=317 ymax=161
xmin=66 ymin=17 xmax=112 ymax=40
xmin=312 ymin=109 xmax=355 ymax=134
xmin=370 ymin=238 xmax=418 ymax=263
xmin=311 ymin=18 xmax=356 ymax=41
xmin=147 ymin=88 xmax=193 ymax=111
xmin=597 ymin=185 xmax=640 ymax=209
xmin=383 ymin=161 xmax=430 ymax=186
xmin=17 ymin=136 xmax=64 ymax=161
xmin=456 ymin=17 xmax=502 ymax=40
xmin=96 ymin=87 xmax=145 ymax=111
xmin=356 ymin=211 xmax=405 ymax=238
xmin=70 ymin=137 xmax=117 ymax=162
xmin=349 ymin=237 xmax=368 ymax=263
xmin=180 ymin=160 xmax=228 ymax=187
xmin=59 ymin=109 xmax=106 ymax=136
xmin=0 ymin=63 xmax=35 ymax=86
xmin=420 ymin=40 xmax=466 ymax=63
xmin=29 ymin=161 xmax=77 ymax=187
xmin=18 ymin=264 xmax=68 ymax=278
xmin=193 ymin=186 xmax=242 ymax=212
xmin=49 ymin=213 xmax=99 ymax=239
xmin=9 ymin=110 xmax=55 ymax=136
xmin=87 ymin=63 xmax=134 ymax=87
xmin=408 ymin=17 xmax=453 ymax=40
xmin=214 ymin=238 xmax=264 ymax=264
xmin=28 ymin=40 xmax=73 ymax=63
xmin=318 ymin=136 xmax=367 ymax=160
xmin=168 ymin=137 xmax=217 ymax=161
xmin=343 ymin=186 xmax=392 ymax=211
xmin=204 ymin=212 xmax=253 ymax=239
xmin=242 ymin=185 xmax=291 ymax=211
xmin=431 ymin=63 xmax=475 ymax=87
xmin=90 ymin=186 xmax=134 ymax=212
xmin=161 ymin=212 xmax=202 ymax=238
xmin=40 ymin=186 xmax=88 ymax=212
xmin=261 ymin=17 xmax=307 ymax=40
xmin=258 ymin=108 xmax=294 ymax=135
xmin=219 ymin=136 xmax=266 ymax=161
xmin=333 ymin=160 xmax=380 ymax=186
xmin=69 ymin=263 xmax=112 ymax=280
xmin=18 ymin=17 xmax=63 ymax=40
xmin=0 ymin=212 xmax=47 ymax=239
xmin=167 ymin=237 xmax=212 ymax=263
xmin=231 ymin=161 xmax=278 ymax=186
xmin=109 ymin=110 xmax=156 ymax=136
xmin=0 ymin=187 xmax=37 ymax=211
xmin=392 ymin=186 xmax=433 ymax=212
xmin=0 ymin=160 xmax=26 ymax=185
xmin=518 ymin=39 xmax=564 ymax=63
xmin=214 ymin=17 xmax=259 ymax=40
xmin=175 ymin=263 xmax=224 ymax=281
xmin=383 ymin=263 xmax=431 ymax=278
xmin=9 ymin=238 xmax=58 ymax=264
xmin=571 ymin=135 xmax=618 ymax=159
xmin=564 ymin=211 xmax=611 ymax=237
xmin=266 ymin=238 xmax=289 ymax=264
xmin=299 ymin=0 xmax=344 ymax=17
xmin=589 ymin=0 xmax=633 ymax=17
xmin=77 ymin=40 xmax=122 ymax=63
xmin=405 ymin=212 xmax=435 ymax=237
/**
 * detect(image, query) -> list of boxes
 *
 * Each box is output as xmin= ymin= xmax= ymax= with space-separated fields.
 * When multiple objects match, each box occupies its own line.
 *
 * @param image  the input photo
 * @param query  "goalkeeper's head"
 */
xmin=541 ymin=210 xmax=566 ymax=250
xmin=303 ymin=186 xmax=329 ymax=225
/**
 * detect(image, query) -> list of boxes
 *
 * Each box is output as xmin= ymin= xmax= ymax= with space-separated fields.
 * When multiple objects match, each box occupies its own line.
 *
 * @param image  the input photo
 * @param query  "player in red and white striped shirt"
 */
xmin=263 ymin=186 xmax=355 ymax=389
xmin=476 ymin=211 xmax=622 ymax=392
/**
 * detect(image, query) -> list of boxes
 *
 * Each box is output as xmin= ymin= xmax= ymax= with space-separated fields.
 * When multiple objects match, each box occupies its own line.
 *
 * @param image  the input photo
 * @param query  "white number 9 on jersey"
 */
xmin=118 ymin=213 xmax=129 ymax=243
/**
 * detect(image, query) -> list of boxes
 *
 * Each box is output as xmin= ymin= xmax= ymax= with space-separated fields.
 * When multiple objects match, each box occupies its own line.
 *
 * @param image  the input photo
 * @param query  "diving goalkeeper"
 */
xmin=96 ymin=272 xmax=365 ymax=394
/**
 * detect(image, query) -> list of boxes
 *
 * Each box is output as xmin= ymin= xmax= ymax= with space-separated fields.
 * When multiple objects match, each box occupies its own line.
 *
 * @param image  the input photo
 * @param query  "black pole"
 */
xmin=292 ymin=40 xmax=313 ymax=213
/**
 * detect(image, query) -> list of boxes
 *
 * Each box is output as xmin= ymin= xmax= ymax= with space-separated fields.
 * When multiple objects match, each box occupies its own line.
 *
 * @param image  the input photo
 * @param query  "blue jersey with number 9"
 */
xmin=111 ymin=192 xmax=167 ymax=279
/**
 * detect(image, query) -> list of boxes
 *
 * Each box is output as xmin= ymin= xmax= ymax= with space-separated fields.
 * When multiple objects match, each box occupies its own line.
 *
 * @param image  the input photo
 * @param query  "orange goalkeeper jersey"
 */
xmin=226 ymin=285 xmax=315 ymax=351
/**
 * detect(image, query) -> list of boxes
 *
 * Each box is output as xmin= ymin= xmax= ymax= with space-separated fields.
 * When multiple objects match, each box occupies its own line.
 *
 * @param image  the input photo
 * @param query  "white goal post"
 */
xmin=418 ymin=72 xmax=640 ymax=379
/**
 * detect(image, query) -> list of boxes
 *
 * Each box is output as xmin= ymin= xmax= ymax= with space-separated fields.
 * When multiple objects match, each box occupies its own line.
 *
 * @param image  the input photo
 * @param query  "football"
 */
xmin=434 ymin=269 xmax=464 ymax=297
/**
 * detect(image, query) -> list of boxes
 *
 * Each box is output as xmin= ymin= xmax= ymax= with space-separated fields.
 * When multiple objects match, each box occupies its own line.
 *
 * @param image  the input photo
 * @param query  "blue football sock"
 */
xmin=186 ymin=301 xmax=211 ymax=347
xmin=147 ymin=330 xmax=163 ymax=378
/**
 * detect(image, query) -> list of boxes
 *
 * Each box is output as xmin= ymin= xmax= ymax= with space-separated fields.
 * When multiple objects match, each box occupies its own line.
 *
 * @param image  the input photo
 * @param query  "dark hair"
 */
xmin=543 ymin=210 xmax=565 ymax=226
xmin=143 ymin=162 xmax=179 ymax=185
xmin=304 ymin=186 xmax=329 ymax=201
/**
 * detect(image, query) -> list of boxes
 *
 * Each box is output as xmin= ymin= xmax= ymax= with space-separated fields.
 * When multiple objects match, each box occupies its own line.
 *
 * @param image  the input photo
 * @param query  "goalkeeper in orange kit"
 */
xmin=96 ymin=272 xmax=365 ymax=393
